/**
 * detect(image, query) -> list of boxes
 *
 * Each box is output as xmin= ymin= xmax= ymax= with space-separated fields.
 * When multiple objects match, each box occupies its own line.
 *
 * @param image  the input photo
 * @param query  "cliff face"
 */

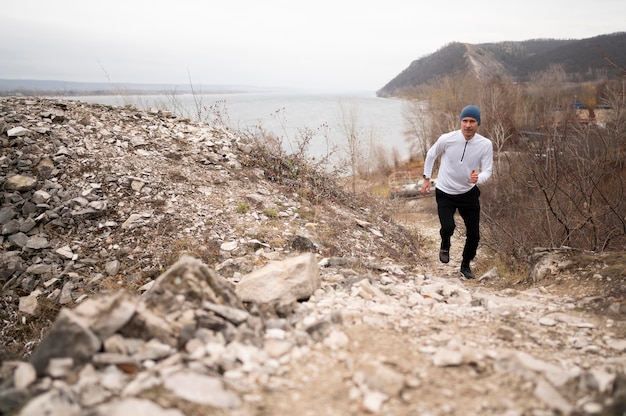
xmin=377 ymin=32 xmax=626 ymax=97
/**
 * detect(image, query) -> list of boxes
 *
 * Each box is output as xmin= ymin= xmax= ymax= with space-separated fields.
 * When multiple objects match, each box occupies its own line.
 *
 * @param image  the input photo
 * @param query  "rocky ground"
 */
xmin=0 ymin=97 xmax=624 ymax=416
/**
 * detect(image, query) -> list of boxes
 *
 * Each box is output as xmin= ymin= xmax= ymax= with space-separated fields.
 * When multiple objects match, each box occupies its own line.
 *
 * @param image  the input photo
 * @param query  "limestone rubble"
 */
xmin=0 ymin=97 xmax=625 ymax=415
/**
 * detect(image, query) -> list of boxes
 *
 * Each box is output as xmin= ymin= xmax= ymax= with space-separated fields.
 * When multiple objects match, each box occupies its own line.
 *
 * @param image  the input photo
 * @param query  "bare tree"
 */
xmin=403 ymin=99 xmax=432 ymax=159
xmin=479 ymin=77 xmax=518 ymax=175
xmin=601 ymin=79 xmax=626 ymax=168
xmin=337 ymin=100 xmax=364 ymax=193
xmin=489 ymin=120 xmax=513 ymax=175
xmin=601 ymin=52 xmax=626 ymax=78
xmin=402 ymin=74 xmax=483 ymax=164
xmin=390 ymin=147 xmax=402 ymax=170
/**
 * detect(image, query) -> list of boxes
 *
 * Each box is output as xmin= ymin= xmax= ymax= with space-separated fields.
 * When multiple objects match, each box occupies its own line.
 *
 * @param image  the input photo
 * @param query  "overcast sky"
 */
xmin=1 ymin=0 xmax=624 ymax=92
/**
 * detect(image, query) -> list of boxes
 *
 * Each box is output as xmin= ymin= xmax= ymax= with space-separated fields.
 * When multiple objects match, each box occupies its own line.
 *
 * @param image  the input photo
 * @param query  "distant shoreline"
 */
xmin=0 ymin=86 xmax=276 ymax=98
xmin=0 ymin=78 xmax=285 ymax=98
xmin=0 ymin=88 xmax=263 ymax=98
xmin=0 ymin=80 xmax=375 ymax=98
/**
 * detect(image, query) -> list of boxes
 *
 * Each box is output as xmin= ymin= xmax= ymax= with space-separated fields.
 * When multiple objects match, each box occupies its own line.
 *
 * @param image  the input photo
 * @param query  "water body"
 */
xmin=66 ymin=91 xmax=409 ymax=161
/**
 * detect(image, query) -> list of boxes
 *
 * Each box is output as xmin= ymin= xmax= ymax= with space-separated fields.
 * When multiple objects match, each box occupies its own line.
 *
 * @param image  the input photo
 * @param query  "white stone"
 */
xmin=47 ymin=357 xmax=74 ymax=378
xmin=539 ymin=317 xmax=557 ymax=326
xmin=533 ymin=378 xmax=573 ymax=415
xmin=362 ymin=390 xmax=388 ymax=413
xmin=162 ymin=370 xmax=242 ymax=408
xmin=220 ymin=240 xmax=239 ymax=251
xmin=236 ymin=253 xmax=320 ymax=304
xmin=606 ymin=338 xmax=626 ymax=352
xmin=55 ymin=246 xmax=74 ymax=259
xmin=323 ymin=329 xmax=349 ymax=350
xmin=7 ymin=126 xmax=31 ymax=137
xmin=264 ymin=339 xmax=292 ymax=358
xmin=19 ymin=294 xmax=40 ymax=317
xmin=32 ymin=189 xmax=51 ymax=204
xmin=14 ymin=362 xmax=37 ymax=389
xmin=432 ymin=349 xmax=464 ymax=367
xmin=18 ymin=389 xmax=81 ymax=416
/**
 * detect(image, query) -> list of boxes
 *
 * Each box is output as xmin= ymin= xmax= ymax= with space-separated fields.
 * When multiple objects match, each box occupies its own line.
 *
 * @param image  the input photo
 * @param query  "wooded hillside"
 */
xmin=377 ymin=32 xmax=626 ymax=97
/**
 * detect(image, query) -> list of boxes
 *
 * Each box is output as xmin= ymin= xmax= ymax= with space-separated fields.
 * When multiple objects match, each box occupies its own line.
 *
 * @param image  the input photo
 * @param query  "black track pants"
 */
xmin=435 ymin=186 xmax=481 ymax=263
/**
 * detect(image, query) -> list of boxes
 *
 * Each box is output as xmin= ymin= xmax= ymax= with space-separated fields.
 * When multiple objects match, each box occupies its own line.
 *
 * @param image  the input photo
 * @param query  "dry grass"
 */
xmin=0 ymin=295 xmax=60 ymax=357
xmin=163 ymin=238 xmax=221 ymax=269
xmin=167 ymin=169 xmax=187 ymax=183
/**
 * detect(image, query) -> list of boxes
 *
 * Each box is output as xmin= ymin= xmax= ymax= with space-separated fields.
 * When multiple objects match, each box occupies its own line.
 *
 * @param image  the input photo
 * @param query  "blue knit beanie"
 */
xmin=460 ymin=105 xmax=481 ymax=125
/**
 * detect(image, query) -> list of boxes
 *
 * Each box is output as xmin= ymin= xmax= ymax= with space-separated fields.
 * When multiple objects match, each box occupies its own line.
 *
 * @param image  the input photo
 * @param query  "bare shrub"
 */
xmin=337 ymin=100 xmax=364 ymax=193
xmin=482 ymin=87 xmax=626 ymax=260
xmin=240 ymin=122 xmax=350 ymax=207
xmin=160 ymin=72 xmax=231 ymax=126
xmin=403 ymin=99 xmax=431 ymax=159
xmin=0 ymin=294 xmax=59 ymax=357
xmin=369 ymin=143 xmax=394 ymax=178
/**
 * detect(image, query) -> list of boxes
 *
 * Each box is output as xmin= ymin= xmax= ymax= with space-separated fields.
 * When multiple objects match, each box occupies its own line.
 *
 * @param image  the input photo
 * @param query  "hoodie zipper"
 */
xmin=460 ymin=141 xmax=468 ymax=162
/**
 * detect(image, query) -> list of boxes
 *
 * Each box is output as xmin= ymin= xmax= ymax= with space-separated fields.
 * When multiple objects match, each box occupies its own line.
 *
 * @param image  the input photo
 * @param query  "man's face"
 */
xmin=461 ymin=117 xmax=479 ymax=139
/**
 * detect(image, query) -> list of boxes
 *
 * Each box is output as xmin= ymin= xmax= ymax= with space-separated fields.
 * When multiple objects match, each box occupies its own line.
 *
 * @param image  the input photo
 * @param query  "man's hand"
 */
xmin=421 ymin=178 xmax=431 ymax=196
xmin=469 ymin=169 xmax=479 ymax=184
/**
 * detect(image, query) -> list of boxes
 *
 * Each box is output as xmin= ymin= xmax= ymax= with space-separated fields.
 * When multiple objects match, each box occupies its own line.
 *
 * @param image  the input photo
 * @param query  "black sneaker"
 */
xmin=460 ymin=264 xmax=475 ymax=279
xmin=439 ymin=249 xmax=449 ymax=264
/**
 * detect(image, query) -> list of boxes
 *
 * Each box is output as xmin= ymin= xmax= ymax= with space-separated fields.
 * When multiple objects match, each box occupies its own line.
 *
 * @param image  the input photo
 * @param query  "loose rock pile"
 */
xmin=0 ymin=95 xmax=416 ymax=349
xmin=0 ymin=97 xmax=625 ymax=415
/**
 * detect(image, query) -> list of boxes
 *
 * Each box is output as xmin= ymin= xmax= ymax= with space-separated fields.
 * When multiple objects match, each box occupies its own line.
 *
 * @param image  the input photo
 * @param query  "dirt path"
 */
xmin=3 ymin=97 xmax=623 ymax=416
xmin=254 ymin=196 xmax=625 ymax=416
